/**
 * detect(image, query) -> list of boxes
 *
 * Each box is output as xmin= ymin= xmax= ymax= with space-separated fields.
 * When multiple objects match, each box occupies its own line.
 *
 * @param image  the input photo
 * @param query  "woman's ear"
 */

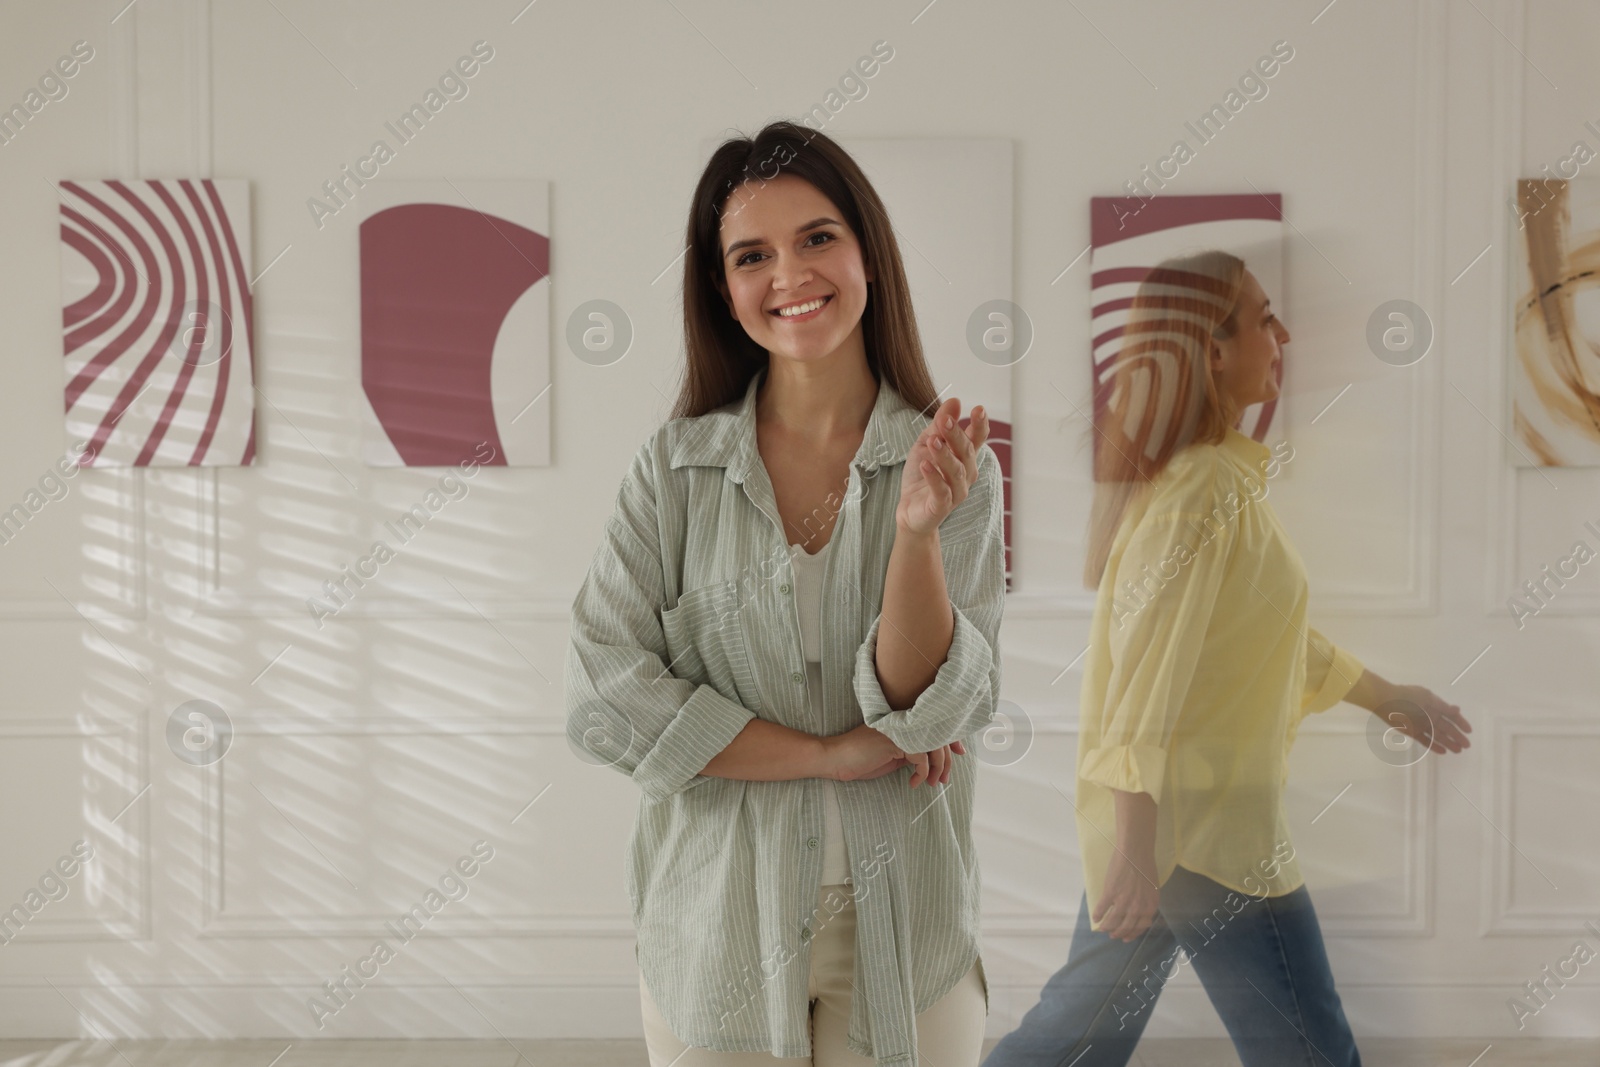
xmin=713 ymin=275 xmax=737 ymax=321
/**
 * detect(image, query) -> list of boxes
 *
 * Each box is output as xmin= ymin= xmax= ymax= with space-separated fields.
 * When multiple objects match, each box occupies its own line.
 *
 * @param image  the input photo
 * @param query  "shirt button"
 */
xmin=791 ymin=670 xmax=803 ymax=683
xmin=800 ymin=927 xmax=812 ymax=940
xmin=807 ymin=837 xmax=818 ymax=849
xmin=780 ymin=583 xmax=791 ymax=595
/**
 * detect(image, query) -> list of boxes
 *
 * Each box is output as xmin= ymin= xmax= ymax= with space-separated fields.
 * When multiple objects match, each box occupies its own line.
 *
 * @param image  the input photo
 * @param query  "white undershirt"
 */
xmin=789 ymin=536 xmax=851 ymax=886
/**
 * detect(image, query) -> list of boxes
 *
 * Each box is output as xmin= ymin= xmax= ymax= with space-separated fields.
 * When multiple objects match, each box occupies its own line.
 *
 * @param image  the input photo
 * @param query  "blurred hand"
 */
xmin=1377 ymin=683 xmax=1471 ymax=755
xmin=1092 ymin=846 xmax=1162 ymax=943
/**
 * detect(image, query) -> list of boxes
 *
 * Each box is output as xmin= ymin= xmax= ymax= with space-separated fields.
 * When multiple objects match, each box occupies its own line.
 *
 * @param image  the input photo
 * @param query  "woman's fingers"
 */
xmin=885 ymin=734 xmax=971 ymax=791
xmin=966 ymin=405 xmax=990 ymax=451
xmin=1106 ymin=904 xmax=1146 ymax=942
xmin=937 ymin=403 xmax=972 ymax=463
xmin=928 ymin=398 xmax=979 ymax=466
xmin=905 ymin=744 xmax=965 ymax=788
xmin=1105 ymin=903 xmax=1129 ymax=940
xmin=910 ymin=398 xmax=989 ymax=525
xmin=919 ymin=456 xmax=953 ymax=501
xmin=912 ymin=436 xmax=953 ymax=497
xmin=946 ymin=410 xmax=981 ymax=486
xmin=904 ymin=744 xmax=960 ymax=787
xmin=942 ymin=401 xmax=986 ymax=484
xmin=916 ymin=403 xmax=953 ymax=457
xmin=1412 ymin=702 xmax=1468 ymax=754
xmin=1415 ymin=690 xmax=1471 ymax=753
xmin=926 ymin=432 xmax=968 ymax=499
xmin=905 ymin=750 xmax=930 ymax=787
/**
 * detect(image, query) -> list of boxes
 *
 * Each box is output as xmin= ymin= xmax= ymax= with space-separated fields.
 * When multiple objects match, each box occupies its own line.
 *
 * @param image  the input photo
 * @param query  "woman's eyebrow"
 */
xmin=724 ymin=217 xmax=842 ymax=259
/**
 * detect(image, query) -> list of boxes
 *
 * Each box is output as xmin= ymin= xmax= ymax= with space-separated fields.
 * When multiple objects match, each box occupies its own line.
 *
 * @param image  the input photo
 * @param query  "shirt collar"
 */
xmin=668 ymin=365 xmax=926 ymax=484
xmin=1218 ymin=424 xmax=1271 ymax=473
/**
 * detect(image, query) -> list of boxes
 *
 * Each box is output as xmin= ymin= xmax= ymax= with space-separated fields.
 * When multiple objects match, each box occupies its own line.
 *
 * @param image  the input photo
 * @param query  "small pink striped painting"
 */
xmin=59 ymin=179 xmax=256 ymax=467
xmin=1088 ymin=193 xmax=1285 ymax=466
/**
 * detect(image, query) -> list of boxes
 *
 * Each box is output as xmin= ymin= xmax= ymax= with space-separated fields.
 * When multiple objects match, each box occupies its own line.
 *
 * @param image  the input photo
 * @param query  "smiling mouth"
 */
xmin=770 ymin=295 xmax=832 ymax=319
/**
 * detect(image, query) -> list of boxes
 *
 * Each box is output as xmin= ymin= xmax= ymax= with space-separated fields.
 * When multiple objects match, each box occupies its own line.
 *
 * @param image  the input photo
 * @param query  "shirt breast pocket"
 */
xmin=659 ymin=581 xmax=763 ymax=714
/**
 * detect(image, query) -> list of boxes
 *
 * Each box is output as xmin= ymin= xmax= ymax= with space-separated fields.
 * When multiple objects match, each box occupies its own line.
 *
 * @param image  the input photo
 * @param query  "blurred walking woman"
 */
xmin=984 ymin=251 xmax=1471 ymax=1067
xmin=566 ymin=121 xmax=1007 ymax=1064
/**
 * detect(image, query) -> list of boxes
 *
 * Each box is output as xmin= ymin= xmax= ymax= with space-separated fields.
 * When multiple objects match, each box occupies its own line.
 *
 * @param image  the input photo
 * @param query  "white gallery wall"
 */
xmin=1 ymin=0 xmax=1597 ymax=1041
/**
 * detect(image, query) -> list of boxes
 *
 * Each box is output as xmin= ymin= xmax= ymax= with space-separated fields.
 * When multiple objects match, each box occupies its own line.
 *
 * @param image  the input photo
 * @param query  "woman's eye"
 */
xmin=733 ymin=233 xmax=834 ymax=268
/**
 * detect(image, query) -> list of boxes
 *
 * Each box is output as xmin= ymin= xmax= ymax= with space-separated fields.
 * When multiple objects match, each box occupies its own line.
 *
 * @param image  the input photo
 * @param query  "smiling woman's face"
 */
xmin=1211 ymin=268 xmax=1290 ymax=414
xmin=716 ymin=173 xmax=875 ymax=365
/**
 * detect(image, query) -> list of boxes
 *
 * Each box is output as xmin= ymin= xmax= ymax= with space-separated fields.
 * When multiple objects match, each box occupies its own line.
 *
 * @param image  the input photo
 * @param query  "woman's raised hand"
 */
xmin=896 ymin=398 xmax=990 ymax=538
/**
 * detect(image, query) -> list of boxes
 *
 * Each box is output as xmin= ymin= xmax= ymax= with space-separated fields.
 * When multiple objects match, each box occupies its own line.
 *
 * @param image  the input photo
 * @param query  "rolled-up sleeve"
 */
xmin=565 ymin=441 xmax=756 ymax=802
xmin=1300 ymin=626 xmax=1364 ymax=716
xmin=853 ymin=445 xmax=1007 ymax=755
xmin=1078 ymin=506 xmax=1236 ymax=805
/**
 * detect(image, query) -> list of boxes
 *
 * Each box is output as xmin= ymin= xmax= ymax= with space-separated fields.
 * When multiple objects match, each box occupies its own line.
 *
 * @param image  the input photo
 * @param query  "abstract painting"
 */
xmin=1510 ymin=177 xmax=1600 ymax=466
xmin=59 ymin=179 xmax=256 ymax=466
xmin=1088 ymin=192 xmax=1286 ymax=464
xmin=358 ymin=181 xmax=550 ymax=467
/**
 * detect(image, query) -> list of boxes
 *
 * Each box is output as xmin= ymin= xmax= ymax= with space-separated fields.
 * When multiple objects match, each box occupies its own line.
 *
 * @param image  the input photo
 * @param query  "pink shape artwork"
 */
xmin=360 ymin=200 xmax=550 ymax=467
xmin=58 ymin=179 xmax=257 ymax=466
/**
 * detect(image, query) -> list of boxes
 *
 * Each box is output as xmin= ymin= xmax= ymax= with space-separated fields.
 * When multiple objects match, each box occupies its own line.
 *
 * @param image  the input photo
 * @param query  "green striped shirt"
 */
xmin=565 ymin=366 xmax=1007 ymax=1063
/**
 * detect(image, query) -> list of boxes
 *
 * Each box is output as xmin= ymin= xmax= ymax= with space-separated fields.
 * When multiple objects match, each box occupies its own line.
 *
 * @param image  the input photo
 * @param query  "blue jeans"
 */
xmin=983 ymin=865 xmax=1361 ymax=1067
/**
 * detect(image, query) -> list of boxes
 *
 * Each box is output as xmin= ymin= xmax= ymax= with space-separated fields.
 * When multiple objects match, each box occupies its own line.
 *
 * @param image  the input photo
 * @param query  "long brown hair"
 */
xmin=1082 ymin=250 xmax=1248 ymax=588
xmin=670 ymin=121 xmax=939 ymax=420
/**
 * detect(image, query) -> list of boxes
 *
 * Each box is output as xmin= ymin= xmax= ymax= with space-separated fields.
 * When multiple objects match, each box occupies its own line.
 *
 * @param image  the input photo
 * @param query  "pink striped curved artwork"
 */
xmin=358 ymin=181 xmax=551 ymax=467
xmin=59 ymin=179 xmax=256 ymax=467
xmin=1088 ymin=193 xmax=1285 ymax=460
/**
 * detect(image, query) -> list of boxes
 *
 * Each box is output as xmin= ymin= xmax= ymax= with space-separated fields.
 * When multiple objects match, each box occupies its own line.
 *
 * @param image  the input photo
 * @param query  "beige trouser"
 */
xmin=640 ymin=881 xmax=988 ymax=1065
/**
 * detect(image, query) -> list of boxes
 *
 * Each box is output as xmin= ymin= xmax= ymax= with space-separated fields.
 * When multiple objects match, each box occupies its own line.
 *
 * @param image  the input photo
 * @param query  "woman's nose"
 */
xmin=771 ymin=251 xmax=812 ymax=289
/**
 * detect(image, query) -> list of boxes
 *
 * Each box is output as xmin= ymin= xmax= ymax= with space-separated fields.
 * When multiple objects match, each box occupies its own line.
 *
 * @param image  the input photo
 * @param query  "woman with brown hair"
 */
xmin=982 ymin=250 xmax=1472 ymax=1066
xmin=566 ymin=120 xmax=1008 ymax=1064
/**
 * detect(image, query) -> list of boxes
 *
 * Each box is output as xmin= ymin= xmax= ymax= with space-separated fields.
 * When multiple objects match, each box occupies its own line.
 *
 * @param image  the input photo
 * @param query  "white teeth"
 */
xmin=775 ymin=297 xmax=827 ymax=317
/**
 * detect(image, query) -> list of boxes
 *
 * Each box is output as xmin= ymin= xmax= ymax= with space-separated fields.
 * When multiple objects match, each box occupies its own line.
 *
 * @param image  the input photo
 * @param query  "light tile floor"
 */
xmin=1 ymin=1039 xmax=1598 ymax=1066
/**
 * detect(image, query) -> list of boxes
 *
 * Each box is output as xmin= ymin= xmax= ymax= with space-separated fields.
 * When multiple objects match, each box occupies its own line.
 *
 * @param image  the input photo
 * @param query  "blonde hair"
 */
xmin=1082 ymin=250 xmax=1248 ymax=588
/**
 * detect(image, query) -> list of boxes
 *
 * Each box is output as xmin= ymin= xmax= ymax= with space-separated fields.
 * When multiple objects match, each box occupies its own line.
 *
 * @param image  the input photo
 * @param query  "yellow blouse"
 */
xmin=1074 ymin=426 xmax=1364 ymax=927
